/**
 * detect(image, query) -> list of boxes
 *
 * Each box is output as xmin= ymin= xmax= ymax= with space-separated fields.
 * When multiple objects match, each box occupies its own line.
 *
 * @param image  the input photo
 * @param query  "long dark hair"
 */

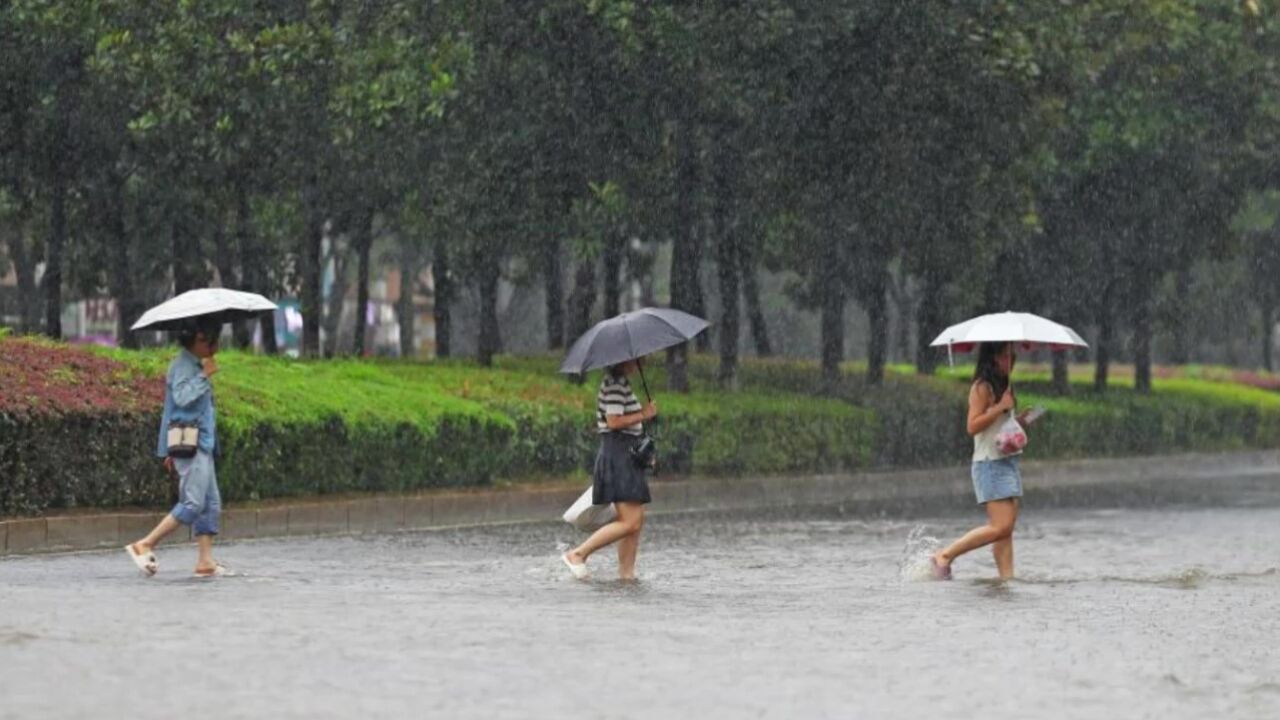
xmin=973 ymin=342 xmax=1012 ymax=401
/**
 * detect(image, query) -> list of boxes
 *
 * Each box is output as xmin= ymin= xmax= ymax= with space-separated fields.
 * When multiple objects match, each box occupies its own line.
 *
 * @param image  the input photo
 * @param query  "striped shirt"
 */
xmin=597 ymin=373 xmax=643 ymax=435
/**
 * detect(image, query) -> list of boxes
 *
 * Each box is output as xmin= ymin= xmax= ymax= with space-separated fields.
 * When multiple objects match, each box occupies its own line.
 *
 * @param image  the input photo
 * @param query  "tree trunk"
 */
xmin=820 ymin=282 xmax=845 ymax=391
xmin=432 ymin=240 xmax=452 ymax=359
xmin=1133 ymin=293 xmax=1153 ymax=394
xmin=1094 ymin=313 xmax=1113 ymax=393
xmin=250 ymin=204 xmax=280 ymax=353
xmin=213 ymin=222 xmax=251 ymax=348
xmin=477 ymin=257 xmax=502 ymax=367
xmin=914 ymin=276 xmax=942 ymax=375
xmin=252 ymin=194 xmax=280 ymax=356
xmin=740 ymin=242 xmax=772 ymax=357
xmin=890 ymin=265 xmax=914 ymax=363
xmin=863 ymin=257 xmax=890 ymax=386
xmin=544 ymin=237 xmax=565 ymax=350
xmin=353 ymin=210 xmax=374 ymax=357
xmin=11 ymin=231 xmax=39 ymax=333
xmin=1263 ymin=303 xmax=1275 ymax=373
xmin=1168 ymin=269 xmax=1192 ymax=365
xmin=602 ymin=235 xmax=623 ymax=319
xmin=301 ymin=181 xmax=324 ymax=358
xmin=106 ymin=172 xmax=141 ymax=348
xmin=692 ymin=255 xmax=709 ymax=354
xmin=259 ymin=307 xmax=279 ymax=355
xmin=1052 ymin=350 xmax=1071 ymax=395
xmin=171 ymin=211 xmax=205 ymax=296
xmin=567 ymin=255 xmax=596 ymax=345
xmin=231 ymin=186 xmax=255 ymax=349
xmin=5 ymin=102 xmax=39 ymax=333
xmin=398 ymin=246 xmax=417 ymax=359
xmin=715 ymin=218 xmax=740 ymax=390
xmin=247 ymin=194 xmax=280 ymax=354
xmin=322 ymin=236 xmax=349 ymax=358
xmin=221 ymin=188 xmax=250 ymax=348
xmin=45 ymin=171 xmax=67 ymax=339
xmin=667 ymin=122 xmax=701 ymax=392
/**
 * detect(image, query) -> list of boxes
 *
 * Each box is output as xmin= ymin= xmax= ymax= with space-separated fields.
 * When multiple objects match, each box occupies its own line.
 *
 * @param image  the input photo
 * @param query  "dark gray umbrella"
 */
xmin=559 ymin=307 xmax=709 ymax=376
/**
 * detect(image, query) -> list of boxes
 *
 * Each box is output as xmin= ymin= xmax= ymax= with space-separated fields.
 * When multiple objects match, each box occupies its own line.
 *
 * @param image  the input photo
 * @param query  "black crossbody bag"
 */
xmin=629 ymin=433 xmax=657 ymax=470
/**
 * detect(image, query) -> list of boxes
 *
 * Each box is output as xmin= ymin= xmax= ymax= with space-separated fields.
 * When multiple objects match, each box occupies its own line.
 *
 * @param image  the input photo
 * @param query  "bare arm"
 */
xmin=606 ymin=401 xmax=657 ymax=430
xmin=967 ymin=382 xmax=1014 ymax=437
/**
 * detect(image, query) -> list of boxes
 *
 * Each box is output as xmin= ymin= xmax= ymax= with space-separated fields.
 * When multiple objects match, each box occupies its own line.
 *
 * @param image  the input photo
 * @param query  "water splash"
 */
xmin=899 ymin=525 xmax=942 ymax=582
xmin=1158 ymin=567 xmax=1210 ymax=589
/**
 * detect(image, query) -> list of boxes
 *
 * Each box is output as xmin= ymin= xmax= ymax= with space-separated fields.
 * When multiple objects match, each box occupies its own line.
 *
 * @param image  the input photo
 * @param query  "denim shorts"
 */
xmin=971 ymin=455 xmax=1023 ymax=505
xmin=170 ymin=450 xmax=221 ymax=536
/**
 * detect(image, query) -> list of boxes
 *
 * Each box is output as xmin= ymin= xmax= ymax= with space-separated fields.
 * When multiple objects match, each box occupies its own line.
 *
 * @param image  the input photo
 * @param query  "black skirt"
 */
xmin=592 ymin=433 xmax=652 ymax=505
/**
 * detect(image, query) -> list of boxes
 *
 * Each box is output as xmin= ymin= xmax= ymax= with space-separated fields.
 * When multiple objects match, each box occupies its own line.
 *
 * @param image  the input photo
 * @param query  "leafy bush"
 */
xmin=1 ymin=340 xmax=877 ymax=515
xmin=687 ymin=355 xmax=1280 ymax=466
xmin=3 ymin=337 xmax=1276 ymax=517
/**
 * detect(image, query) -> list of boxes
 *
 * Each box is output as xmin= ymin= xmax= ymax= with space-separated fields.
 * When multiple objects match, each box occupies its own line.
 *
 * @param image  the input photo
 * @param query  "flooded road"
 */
xmin=2 ymin=476 xmax=1278 ymax=720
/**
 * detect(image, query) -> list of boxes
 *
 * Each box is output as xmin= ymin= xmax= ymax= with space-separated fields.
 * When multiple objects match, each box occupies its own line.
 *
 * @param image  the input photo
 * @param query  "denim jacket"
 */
xmin=155 ymin=349 xmax=217 ymax=458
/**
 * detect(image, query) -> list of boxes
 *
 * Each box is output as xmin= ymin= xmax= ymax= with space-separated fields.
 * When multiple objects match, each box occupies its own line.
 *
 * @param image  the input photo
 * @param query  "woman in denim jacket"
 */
xmin=125 ymin=319 xmax=226 ymax=578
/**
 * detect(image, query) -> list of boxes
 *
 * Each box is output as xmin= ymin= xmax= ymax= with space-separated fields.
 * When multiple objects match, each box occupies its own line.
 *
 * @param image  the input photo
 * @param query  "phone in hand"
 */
xmin=1023 ymin=406 xmax=1048 ymax=425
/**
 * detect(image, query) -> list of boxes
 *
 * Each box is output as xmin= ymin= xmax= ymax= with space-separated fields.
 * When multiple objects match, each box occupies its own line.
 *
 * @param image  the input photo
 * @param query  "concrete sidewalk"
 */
xmin=3 ymin=450 xmax=1278 ymax=556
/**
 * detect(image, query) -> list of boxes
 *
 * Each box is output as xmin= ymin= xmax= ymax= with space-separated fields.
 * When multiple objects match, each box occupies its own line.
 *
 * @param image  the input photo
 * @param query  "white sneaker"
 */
xmin=561 ymin=554 xmax=590 ymax=580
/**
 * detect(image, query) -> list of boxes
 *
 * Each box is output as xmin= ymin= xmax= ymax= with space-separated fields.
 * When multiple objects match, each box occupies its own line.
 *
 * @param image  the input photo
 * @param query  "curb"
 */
xmin=3 ymin=450 xmax=1278 ymax=557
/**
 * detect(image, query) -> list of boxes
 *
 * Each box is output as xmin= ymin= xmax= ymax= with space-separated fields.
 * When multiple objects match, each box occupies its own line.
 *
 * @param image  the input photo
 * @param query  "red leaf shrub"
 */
xmin=0 ymin=336 xmax=163 ymax=417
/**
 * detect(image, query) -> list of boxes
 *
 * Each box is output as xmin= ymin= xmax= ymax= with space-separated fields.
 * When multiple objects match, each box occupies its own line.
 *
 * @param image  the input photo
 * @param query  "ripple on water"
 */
xmin=0 ymin=630 xmax=40 ymax=646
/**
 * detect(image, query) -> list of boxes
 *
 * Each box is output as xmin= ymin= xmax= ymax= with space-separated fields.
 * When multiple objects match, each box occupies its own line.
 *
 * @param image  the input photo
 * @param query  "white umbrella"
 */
xmin=930 ymin=311 xmax=1088 ymax=364
xmin=131 ymin=288 xmax=278 ymax=332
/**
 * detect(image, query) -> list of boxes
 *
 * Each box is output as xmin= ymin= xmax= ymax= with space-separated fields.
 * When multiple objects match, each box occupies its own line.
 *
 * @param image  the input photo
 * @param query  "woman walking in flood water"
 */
xmin=125 ymin=318 xmax=226 ymax=578
xmin=562 ymin=359 xmax=658 ymax=581
xmin=932 ymin=341 xmax=1038 ymax=580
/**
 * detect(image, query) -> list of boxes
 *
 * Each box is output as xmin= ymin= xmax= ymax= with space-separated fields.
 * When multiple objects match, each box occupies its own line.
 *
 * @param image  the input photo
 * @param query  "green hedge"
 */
xmin=684 ymin=356 xmax=1280 ymax=466
xmin=2 ymin=339 xmax=1277 ymax=517
xmin=0 ymin=344 xmax=877 ymax=515
xmin=0 ymin=412 xmax=166 ymax=515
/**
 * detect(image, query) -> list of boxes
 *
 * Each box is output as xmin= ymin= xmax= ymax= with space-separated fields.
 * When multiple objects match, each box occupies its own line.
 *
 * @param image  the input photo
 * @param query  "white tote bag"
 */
xmin=562 ymin=485 xmax=616 ymax=532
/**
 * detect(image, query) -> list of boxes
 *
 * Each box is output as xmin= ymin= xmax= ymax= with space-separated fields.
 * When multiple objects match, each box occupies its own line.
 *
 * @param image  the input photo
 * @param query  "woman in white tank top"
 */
xmin=931 ymin=341 xmax=1036 ymax=580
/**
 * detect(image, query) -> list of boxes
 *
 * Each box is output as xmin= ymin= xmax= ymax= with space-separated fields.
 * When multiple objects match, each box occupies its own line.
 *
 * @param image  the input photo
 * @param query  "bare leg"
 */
xmin=566 ymin=502 xmax=645 ymax=566
xmin=194 ymin=535 xmax=216 ymax=573
xmin=617 ymin=517 xmax=644 ymax=581
xmin=131 ymin=514 xmax=182 ymax=556
xmin=991 ymin=537 xmax=1014 ymax=580
xmin=990 ymin=500 xmax=1018 ymax=579
xmin=934 ymin=499 xmax=1018 ymax=575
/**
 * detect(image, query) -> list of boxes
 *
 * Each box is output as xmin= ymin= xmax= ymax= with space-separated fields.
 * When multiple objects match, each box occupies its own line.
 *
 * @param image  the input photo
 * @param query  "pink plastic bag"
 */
xmin=995 ymin=415 xmax=1027 ymax=456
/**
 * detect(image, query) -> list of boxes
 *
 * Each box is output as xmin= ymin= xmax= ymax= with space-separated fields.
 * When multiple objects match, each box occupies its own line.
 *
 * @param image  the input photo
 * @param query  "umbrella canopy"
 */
xmin=559 ymin=307 xmax=709 ymax=375
xmin=929 ymin=311 xmax=1088 ymax=353
xmin=131 ymin=288 xmax=278 ymax=332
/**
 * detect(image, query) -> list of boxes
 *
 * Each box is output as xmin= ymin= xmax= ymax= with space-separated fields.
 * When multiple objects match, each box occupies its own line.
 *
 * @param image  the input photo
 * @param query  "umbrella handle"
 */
xmin=636 ymin=359 xmax=658 ymax=438
xmin=636 ymin=358 xmax=653 ymax=402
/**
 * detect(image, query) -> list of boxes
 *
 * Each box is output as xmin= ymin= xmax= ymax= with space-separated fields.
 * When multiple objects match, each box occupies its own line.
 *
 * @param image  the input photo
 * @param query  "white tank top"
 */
xmin=972 ymin=382 xmax=1014 ymax=462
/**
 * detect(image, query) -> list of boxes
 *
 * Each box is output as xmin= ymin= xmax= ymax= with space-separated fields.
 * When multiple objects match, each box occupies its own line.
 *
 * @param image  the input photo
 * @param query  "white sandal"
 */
xmin=561 ymin=554 xmax=590 ymax=580
xmin=194 ymin=563 xmax=230 ymax=578
xmin=125 ymin=544 xmax=157 ymax=577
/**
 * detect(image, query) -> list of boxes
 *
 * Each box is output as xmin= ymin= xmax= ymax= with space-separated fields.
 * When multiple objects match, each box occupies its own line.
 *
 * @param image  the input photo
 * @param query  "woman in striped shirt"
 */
xmin=562 ymin=358 xmax=658 ymax=581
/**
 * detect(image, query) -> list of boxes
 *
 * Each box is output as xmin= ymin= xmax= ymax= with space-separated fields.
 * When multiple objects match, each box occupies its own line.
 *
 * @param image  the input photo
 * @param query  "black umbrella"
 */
xmin=559 ymin=307 xmax=709 ymax=398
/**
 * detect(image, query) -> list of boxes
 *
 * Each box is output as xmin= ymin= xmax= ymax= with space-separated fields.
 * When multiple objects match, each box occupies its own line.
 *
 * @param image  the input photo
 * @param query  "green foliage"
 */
xmin=3 ymin=341 xmax=1278 ymax=516
xmin=687 ymin=354 xmax=1280 ymax=467
xmin=0 ymin=345 xmax=878 ymax=515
